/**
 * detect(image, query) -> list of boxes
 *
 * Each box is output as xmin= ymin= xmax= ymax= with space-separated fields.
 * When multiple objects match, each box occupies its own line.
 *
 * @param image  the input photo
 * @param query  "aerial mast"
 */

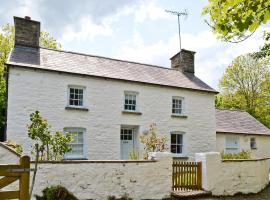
xmin=165 ymin=9 xmax=188 ymax=62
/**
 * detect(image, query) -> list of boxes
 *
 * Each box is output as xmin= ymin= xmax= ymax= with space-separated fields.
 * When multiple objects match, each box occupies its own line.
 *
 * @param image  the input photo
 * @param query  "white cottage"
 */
xmin=5 ymin=16 xmax=217 ymax=160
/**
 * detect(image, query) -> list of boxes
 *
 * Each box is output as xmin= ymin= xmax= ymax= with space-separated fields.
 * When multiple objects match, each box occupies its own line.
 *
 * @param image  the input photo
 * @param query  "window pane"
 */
xmin=171 ymin=145 xmax=177 ymax=153
xmin=171 ymin=134 xmax=176 ymax=144
xmin=177 ymin=145 xmax=182 ymax=154
xmin=177 ymin=135 xmax=182 ymax=145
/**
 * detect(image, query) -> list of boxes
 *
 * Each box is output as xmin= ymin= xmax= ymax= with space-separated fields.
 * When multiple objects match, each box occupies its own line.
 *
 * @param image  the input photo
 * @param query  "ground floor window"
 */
xmin=64 ymin=127 xmax=86 ymax=159
xmin=171 ymin=132 xmax=183 ymax=154
xmin=250 ymin=137 xmax=257 ymax=149
xmin=225 ymin=136 xmax=239 ymax=153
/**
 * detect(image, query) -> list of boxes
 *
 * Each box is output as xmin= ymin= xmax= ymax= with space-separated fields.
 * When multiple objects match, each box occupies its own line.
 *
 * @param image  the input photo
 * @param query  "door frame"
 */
xmin=120 ymin=126 xmax=137 ymax=159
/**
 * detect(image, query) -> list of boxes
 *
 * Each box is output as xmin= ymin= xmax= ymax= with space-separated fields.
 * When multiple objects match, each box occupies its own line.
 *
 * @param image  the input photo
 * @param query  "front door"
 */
xmin=120 ymin=128 xmax=134 ymax=160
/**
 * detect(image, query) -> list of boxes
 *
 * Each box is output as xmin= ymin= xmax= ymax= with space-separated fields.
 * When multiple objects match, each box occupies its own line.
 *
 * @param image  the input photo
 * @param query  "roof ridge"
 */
xmin=39 ymin=46 xmax=178 ymax=71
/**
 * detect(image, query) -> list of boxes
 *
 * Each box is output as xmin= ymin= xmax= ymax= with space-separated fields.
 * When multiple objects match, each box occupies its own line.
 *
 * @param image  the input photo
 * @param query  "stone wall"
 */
xmin=7 ymin=67 xmax=216 ymax=160
xmin=196 ymin=152 xmax=270 ymax=196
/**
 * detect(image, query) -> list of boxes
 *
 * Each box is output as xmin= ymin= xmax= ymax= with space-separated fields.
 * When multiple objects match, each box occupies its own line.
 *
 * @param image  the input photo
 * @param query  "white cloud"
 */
xmin=134 ymin=1 xmax=172 ymax=24
xmin=115 ymin=27 xmax=267 ymax=89
xmin=59 ymin=16 xmax=113 ymax=44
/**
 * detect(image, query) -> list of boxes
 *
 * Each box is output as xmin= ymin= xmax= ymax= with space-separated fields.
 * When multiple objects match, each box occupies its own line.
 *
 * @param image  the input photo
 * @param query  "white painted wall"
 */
xmin=196 ymin=152 xmax=270 ymax=196
xmin=3 ymin=152 xmax=172 ymax=200
xmin=0 ymin=143 xmax=20 ymax=163
xmin=216 ymin=133 xmax=270 ymax=158
xmin=7 ymin=67 xmax=216 ymax=160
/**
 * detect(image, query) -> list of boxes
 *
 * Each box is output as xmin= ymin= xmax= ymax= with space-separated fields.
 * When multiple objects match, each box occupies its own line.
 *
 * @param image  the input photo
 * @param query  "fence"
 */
xmin=172 ymin=161 xmax=202 ymax=191
xmin=0 ymin=155 xmax=30 ymax=200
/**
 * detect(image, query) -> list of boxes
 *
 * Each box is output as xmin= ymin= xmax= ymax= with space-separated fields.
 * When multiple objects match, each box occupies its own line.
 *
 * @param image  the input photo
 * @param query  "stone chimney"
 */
xmin=170 ymin=49 xmax=196 ymax=73
xmin=14 ymin=16 xmax=40 ymax=48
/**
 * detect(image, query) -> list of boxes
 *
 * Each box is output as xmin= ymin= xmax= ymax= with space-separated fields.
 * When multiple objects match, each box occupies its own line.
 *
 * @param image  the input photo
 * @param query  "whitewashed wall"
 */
xmin=7 ymin=67 xmax=216 ymax=160
xmin=0 ymin=143 xmax=20 ymax=163
xmin=196 ymin=152 xmax=270 ymax=196
xmin=216 ymin=133 xmax=270 ymax=158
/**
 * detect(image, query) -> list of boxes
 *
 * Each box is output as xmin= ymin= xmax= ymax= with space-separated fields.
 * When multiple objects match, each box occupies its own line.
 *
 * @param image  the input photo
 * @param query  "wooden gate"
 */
xmin=0 ymin=156 xmax=30 ymax=200
xmin=172 ymin=161 xmax=202 ymax=191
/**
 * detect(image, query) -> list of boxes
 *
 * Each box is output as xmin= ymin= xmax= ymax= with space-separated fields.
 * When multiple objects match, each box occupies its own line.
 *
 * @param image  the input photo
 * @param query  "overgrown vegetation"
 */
xmin=139 ymin=123 xmax=168 ymax=159
xmin=35 ymin=185 xmax=79 ymax=200
xmin=216 ymin=54 xmax=270 ymax=128
xmin=4 ymin=140 xmax=23 ymax=154
xmin=221 ymin=150 xmax=251 ymax=159
xmin=128 ymin=148 xmax=139 ymax=160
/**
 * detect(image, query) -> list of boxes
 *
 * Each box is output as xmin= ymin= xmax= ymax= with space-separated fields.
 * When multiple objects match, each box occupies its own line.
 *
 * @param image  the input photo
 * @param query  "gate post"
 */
xmin=197 ymin=162 xmax=202 ymax=189
xmin=19 ymin=156 xmax=30 ymax=200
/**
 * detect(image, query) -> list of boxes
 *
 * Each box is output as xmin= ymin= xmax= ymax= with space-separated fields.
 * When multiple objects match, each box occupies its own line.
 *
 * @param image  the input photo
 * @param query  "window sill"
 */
xmin=171 ymin=114 xmax=187 ymax=118
xmin=122 ymin=110 xmax=142 ymax=115
xmin=171 ymin=153 xmax=188 ymax=159
xmin=65 ymin=106 xmax=89 ymax=111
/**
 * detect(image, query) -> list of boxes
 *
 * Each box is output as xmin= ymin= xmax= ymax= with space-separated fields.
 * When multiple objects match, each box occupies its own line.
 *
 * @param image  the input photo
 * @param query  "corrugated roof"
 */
xmin=216 ymin=108 xmax=270 ymax=135
xmin=6 ymin=46 xmax=217 ymax=93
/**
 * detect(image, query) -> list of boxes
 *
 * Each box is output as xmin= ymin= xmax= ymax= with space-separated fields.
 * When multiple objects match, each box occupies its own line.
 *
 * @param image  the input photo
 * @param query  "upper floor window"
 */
xmin=250 ymin=137 xmax=257 ymax=149
xmin=64 ymin=127 xmax=86 ymax=159
xmin=124 ymin=92 xmax=138 ymax=111
xmin=172 ymin=97 xmax=184 ymax=115
xmin=68 ymin=86 xmax=85 ymax=107
xmin=171 ymin=132 xmax=184 ymax=154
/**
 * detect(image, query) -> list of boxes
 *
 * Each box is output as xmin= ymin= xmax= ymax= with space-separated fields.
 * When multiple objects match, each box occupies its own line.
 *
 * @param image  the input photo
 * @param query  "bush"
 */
xmin=35 ymin=185 xmax=79 ymax=200
xmin=107 ymin=194 xmax=132 ymax=200
xmin=221 ymin=150 xmax=251 ymax=159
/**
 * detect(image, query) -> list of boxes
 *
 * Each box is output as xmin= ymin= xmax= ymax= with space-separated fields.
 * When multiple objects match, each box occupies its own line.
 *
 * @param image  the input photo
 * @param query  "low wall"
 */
xmin=196 ymin=152 xmax=270 ymax=196
xmin=33 ymin=153 xmax=172 ymax=199
xmin=0 ymin=142 xmax=20 ymax=163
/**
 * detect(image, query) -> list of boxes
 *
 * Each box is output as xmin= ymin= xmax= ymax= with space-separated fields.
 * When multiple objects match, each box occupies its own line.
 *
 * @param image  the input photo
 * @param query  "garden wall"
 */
xmin=30 ymin=152 xmax=172 ymax=199
xmin=196 ymin=152 xmax=270 ymax=196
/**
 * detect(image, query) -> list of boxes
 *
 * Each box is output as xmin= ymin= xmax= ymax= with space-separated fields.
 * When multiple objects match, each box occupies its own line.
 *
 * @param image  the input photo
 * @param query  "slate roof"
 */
xmin=6 ymin=46 xmax=217 ymax=93
xmin=216 ymin=109 xmax=270 ymax=136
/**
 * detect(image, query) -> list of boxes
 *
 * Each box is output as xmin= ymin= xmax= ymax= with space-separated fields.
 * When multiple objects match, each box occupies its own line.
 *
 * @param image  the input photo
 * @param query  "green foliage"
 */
xmin=139 ymin=123 xmax=168 ymax=159
xmin=254 ymin=31 xmax=270 ymax=59
xmin=0 ymin=24 xmax=61 ymax=139
xmin=107 ymin=194 xmax=132 ymax=200
xmin=202 ymin=0 xmax=270 ymax=42
xmin=35 ymin=185 xmax=79 ymax=200
xmin=216 ymin=54 xmax=270 ymax=128
xmin=51 ymin=131 xmax=73 ymax=160
xmin=128 ymin=148 xmax=139 ymax=160
xmin=28 ymin=111 xmax=73 ymax=160
xmin=221 ymin=150 xmax=251 ymax=159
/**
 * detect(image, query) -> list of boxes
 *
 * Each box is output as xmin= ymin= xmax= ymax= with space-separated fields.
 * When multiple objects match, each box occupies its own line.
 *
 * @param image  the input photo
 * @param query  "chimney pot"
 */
xmin=14 ymin=16 xmax=40 ymax=48
xmin=170 ymin=49 xmax=196 ymax=73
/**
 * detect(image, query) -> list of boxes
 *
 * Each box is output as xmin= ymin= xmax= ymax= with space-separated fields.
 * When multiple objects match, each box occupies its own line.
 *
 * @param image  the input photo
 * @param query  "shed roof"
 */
xmin=216 ymin=108 xmax=270 ymax=136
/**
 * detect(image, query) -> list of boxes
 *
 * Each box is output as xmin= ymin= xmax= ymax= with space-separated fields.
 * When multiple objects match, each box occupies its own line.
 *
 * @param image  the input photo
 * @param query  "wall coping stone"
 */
xmin=0 ymin=142 xmax=21 ymax=157
xmin=222 ymin=158 xmax=270 ymax=162
xmin=30 ymin=160 xmax=156 ymax=164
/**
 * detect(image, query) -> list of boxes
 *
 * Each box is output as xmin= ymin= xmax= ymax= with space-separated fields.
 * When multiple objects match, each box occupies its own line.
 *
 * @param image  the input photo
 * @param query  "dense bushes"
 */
xmin=221 ymin=150 xmax=251 ymax=159
xmin=35 ymin=185 xmax=79 ymax=200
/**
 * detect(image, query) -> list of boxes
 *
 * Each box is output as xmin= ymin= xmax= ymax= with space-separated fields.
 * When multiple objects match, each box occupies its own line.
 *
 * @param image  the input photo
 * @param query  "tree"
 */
xmin=27 ymin=111 xmax=73 ymax=199
xmin=202 ymin=0 xmax=270 ymax=43
xmin=0 ymin=24 xmax=61 ymax=140
xmin=216 ymin=54 xmax=270 ymax=128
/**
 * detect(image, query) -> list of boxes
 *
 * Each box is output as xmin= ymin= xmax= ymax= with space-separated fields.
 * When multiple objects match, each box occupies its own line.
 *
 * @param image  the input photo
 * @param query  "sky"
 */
xmin=0 ymin=0 xmax=268 ymax=90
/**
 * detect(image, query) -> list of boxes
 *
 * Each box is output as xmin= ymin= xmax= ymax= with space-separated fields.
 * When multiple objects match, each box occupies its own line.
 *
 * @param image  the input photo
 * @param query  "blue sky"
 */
xmin=0 ymin=0 xmax=267 ymax=89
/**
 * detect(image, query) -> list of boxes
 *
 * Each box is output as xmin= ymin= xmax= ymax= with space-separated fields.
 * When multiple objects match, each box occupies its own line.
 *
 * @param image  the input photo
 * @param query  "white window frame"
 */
xmin=124 ymin=91 xmax=139 ymax=112
xmin=170 ymin=132 xmax=185 ymax=156
xmin=64 ymin=127 xmax=87 ymax=159
xmin=250 ymin=137 xmax=257 ymax=149
xmin=225 ymin=136 xmax=240 ymax=153
xmin=172 ymin=96 xmax=185 ymax=115
xmin=67 ymin=85 xmax=86 ymax=108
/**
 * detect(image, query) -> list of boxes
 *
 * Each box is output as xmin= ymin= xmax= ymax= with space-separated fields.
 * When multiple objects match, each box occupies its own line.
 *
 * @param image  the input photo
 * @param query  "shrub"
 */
xmin=221 ymin=150 xmax=251 ymax=159
xmin=139 ymin=123 xmax=168 ymax=159
xmin=129 ymin=148 xmax=139 ymax=160
xmin=35 ymin=185 xmax=79 ymax=200
xmin=107 ymin=194 xmax=132 ymax=200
